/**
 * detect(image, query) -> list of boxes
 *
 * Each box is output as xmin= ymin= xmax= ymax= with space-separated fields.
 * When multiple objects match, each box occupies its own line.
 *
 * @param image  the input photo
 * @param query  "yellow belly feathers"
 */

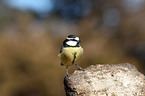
xmin=60 ymin=47 xmax=83 ymax=66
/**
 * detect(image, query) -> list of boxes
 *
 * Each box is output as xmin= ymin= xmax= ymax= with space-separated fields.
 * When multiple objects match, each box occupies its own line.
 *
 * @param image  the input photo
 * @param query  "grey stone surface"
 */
xmin=64 ymin=63 xmax=145 ymax=96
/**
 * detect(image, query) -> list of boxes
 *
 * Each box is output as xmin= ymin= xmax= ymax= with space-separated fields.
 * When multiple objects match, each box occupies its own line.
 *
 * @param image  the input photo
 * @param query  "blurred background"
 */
xmin=0 ymin=0 xmax=145 ymax=96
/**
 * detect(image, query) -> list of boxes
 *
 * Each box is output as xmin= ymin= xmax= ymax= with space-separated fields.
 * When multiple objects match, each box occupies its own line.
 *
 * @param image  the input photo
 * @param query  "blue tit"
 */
xmin=59 ymin=35 xmax=84 ymax=76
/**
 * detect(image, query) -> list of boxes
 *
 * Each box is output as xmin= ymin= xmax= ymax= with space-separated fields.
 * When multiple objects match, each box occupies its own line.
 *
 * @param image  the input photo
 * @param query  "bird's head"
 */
xmin=63 ymin=35 xmax=81 ymax=47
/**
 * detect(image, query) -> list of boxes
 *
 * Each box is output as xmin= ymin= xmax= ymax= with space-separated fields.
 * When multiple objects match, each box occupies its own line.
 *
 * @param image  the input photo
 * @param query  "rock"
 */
xmin=64 ymin=63 xmax=145 ymax=96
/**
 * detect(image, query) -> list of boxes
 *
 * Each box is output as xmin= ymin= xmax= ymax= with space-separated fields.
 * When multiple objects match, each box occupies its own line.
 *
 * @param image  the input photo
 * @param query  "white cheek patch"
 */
xmin=66 ymin=41 xmax=77 ymax=46
xmin=75 ymin=37 xmax=79 ymax=41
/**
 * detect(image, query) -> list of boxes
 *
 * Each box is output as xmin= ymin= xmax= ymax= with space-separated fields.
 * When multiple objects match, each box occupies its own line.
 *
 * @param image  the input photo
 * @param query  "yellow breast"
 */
xmin=60 ymin=47 xmax=83 ymax=66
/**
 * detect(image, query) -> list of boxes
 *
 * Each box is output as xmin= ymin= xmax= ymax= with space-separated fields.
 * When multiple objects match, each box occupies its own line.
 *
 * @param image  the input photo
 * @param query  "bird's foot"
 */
xmin=65 ymin=73 xmax=69 ymax=77
xmin=75 ymin=64 xmax=85 ymax=71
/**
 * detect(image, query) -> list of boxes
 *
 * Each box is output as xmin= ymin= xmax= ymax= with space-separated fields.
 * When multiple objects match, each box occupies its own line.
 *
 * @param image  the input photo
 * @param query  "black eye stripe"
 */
xmin=71 ymin=39 xmax=77 ymax=41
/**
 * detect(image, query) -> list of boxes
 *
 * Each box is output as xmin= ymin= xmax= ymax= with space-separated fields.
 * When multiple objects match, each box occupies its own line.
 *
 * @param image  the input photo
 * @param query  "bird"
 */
xmin=59 ymin=35 xmax=84 ymax=76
